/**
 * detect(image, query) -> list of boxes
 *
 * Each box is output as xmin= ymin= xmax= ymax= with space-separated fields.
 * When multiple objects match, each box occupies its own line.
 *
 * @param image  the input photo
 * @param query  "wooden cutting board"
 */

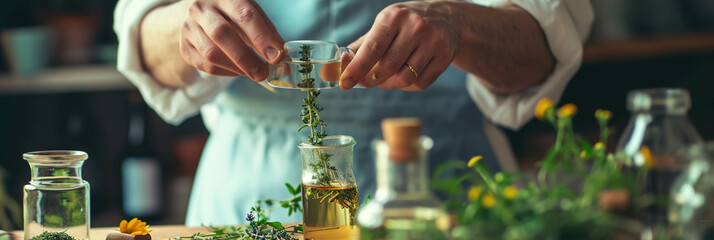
xmin=11 ymin=225 xmax=304 ymax=240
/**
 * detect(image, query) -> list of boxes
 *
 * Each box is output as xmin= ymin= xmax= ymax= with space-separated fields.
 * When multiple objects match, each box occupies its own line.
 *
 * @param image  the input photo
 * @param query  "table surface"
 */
xmin=11 ymin=225 xmax=304 ymax=240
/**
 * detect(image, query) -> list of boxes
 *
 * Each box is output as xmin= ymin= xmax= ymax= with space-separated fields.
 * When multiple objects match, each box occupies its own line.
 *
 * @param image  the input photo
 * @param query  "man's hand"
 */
xmin=179 ymin=0 xmax=284 ymax=81
xmin=339 ymin=1 xmax=461 ymax=91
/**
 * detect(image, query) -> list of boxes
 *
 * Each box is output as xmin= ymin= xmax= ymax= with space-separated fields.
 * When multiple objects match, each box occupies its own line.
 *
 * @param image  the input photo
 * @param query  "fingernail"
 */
xmin=264 ymin=47 xmax=280 ymax=63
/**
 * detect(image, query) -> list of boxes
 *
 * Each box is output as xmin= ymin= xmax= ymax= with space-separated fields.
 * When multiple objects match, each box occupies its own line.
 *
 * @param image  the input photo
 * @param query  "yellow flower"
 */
xmin=117 ymin=218 xmax=152 ymax=236
xmin=467 ymin=156 xmax=482 ymax=167
xmin=504 ymin=185 xmax=518 ymax=200
xmin=557 ymin=104 xmax=578 ymax=118
xmin=580 ymin=150 xmax=587 ymax=159
xmin=593 ymin=142 xmax=605 ymax=150
xmin=534 ymin=98 xmax=555 ymax=120
xmin=468 ymin=186 xmax=482 ymax=202
xmin=639 ymin=146 xmax=655 ymax=168
xmin=595 ymin=109 xmax=612 ymax=120
xmin=482 ymin=193 xmax=496 ymax=208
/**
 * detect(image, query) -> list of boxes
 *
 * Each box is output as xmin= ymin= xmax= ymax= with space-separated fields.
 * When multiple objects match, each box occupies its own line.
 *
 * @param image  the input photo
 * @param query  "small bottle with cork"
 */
xmin=358 ymin=118 xmax=450 ymax=239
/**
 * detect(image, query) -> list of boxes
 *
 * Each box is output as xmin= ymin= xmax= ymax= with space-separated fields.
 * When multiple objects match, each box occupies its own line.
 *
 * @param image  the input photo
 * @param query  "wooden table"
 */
xmin=11 ymin=225 xmax=304 ymax=240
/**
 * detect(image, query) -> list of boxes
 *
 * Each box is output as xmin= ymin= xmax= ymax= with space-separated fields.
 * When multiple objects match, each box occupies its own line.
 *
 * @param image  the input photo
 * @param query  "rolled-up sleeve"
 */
xmin=465 ymin=0 xmax=594 ymax=130
xmin=114 ymin=0 xmax=234 ymax=125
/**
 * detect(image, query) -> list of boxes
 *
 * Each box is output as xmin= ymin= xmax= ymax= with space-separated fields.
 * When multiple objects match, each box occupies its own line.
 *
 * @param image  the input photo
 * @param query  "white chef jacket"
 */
xmin=114 ymin=0 xmax=593 ymax=226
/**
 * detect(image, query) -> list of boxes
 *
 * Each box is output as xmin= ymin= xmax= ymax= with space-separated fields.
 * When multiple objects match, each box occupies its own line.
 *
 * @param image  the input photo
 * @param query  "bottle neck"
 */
xmin=29 ymin=163 xmax=83 ymax=180
xmin=374 ymin=137 xmax=433 ymax=196
xmin=383 ymin=160 xmax=430 ymax=194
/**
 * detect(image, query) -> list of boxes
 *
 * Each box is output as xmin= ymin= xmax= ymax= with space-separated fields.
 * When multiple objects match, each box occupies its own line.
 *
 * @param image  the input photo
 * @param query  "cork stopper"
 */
xmin=381 ymin=118 xmax=421 ymax=162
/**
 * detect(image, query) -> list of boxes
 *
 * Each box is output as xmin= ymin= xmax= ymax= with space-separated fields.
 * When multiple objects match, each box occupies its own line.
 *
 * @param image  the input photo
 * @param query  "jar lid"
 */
xmin=23 ymin=150 xmax=88 ymax=164
xmin=382 ymin=118 xmax=421 ymax=162
xmin=627 ymin=88 xmax=691 ymax=114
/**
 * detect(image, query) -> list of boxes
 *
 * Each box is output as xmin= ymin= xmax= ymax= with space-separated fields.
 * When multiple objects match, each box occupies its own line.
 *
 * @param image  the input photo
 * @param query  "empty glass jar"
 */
xmin=23 ymin=151 xmax=90 ymax=240
xmin=615 ymin=88 xmax=702 ymax=236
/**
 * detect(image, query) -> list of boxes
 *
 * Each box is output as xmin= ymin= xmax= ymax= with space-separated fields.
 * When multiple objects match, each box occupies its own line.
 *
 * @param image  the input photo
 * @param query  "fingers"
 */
xmin=189 ymin=4 xmax=267 ymax=81
xmin=377 ymin=47 xmax=430 ymax=90
xmin=362 ymin=31 xmax=418 ymax=88
xmin=401 ymin=54 xmax=450 ymax=91
xmin=340 ymin=19 xmax=398 ymax=89
xmin=181 ymin=20 xmax=245 ymax=75
xmin=346 ymin=35 xmax=366 ymax=53
xmin=180 ymin=39 xmax=241 ymax=76
xmin=218 ymin=0 xmax=285 ymax=64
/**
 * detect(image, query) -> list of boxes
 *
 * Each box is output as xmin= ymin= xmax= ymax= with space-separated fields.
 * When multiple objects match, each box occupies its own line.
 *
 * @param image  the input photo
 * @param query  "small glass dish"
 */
xmin=267 ymin=40 xmax=354 ymax=90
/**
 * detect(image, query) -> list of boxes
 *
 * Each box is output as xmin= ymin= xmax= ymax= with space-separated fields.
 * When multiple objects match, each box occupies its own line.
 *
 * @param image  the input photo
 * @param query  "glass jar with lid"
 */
xmin=23 ymin=151 xmax=90 ymax=240
xmin=358 ymin=118 xmax=450 ymax=239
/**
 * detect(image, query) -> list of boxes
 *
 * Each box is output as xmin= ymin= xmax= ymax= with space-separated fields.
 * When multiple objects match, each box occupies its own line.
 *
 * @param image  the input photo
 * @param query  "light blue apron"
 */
xmin=185 ymin=0 xmax=499 ymax=226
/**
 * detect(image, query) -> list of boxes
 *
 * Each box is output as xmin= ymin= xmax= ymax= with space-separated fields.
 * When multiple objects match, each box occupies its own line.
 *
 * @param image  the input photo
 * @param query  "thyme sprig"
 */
xmin=294 ymin=44 xmax=357 ymax=226
xmin=296 ymin=44 xmax=327 ymax=145
xmin=295 ymin=44 xmax=335 ymax=187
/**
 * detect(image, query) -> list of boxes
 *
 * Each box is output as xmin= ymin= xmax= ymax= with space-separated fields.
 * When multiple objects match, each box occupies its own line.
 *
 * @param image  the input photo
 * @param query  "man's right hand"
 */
xmin=179 ymin=0 xmax=284 ymax=81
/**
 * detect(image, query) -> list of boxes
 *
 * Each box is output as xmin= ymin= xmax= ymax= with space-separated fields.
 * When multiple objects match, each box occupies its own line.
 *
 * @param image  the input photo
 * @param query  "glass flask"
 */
xmin=668 ymin=142 xmax=714 ymax=240
xmin=23 ymin=151 xmax=90 ymax=240
xmin=358 ymin=118 xmax=450 ymax=240
xmin=299 ymin=135 xmax=359 ymax=240
xmin=267 ymin=40 xmax=355 ymax=90
xmin=615 ymin=88 xmax=702 ymax=235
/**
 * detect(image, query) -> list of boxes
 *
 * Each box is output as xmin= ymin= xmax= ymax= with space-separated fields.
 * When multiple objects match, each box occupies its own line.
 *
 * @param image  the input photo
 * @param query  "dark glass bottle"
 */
xmin=121 ymin=95 xmax=163 ymax=220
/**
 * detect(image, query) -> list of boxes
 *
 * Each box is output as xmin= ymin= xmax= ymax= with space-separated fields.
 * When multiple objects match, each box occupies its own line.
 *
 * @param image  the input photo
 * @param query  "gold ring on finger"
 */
xmin=405 ymin=63 xmax=418 ymax=78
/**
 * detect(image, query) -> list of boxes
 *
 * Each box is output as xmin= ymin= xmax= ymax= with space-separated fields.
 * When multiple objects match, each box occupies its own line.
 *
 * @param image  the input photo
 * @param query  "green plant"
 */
xmin=0 ymin=165 xmax=21 ymax=230
xmin=432 ymin=99 xmax=641 ymax=239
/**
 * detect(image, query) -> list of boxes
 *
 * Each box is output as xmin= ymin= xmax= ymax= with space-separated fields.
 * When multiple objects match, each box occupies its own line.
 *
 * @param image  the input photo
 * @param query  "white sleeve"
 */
xmin=464 ymin=0 xmax=594 ymax=130
xmin=114 ymin=0 xmax=234 ymax=125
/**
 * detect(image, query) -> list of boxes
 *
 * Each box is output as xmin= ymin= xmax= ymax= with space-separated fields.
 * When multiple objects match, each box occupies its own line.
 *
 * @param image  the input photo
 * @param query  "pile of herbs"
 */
xmin=30 ymin=231 xmax=76 ymax=240
xmin=431 ymin=100 xmax=641 ymax=240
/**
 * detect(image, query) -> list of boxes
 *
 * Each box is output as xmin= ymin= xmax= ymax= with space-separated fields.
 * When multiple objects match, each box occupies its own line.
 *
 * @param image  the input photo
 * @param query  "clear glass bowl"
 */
xmin=267 ymin=40 xmax=354 ymax=90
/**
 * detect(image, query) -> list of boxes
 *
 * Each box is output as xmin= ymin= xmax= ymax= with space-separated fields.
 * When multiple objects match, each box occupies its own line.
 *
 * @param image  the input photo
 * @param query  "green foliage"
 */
xmin=432 ymin=104 xmax=641 ymax=239
xmin=0 ymin=165 xmax=21 ymax=230
xmin=257 ymin=183 xmax=302 ymax=217
xmin=30 ymin=231 xmax=76 ymax=240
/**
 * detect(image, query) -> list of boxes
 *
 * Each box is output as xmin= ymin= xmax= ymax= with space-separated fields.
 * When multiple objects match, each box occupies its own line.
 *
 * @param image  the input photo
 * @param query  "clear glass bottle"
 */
xmin=299 ymin=135 xmax=359 ymax=240
xmin=615 ymin=88 xmax=702 ymax=235
xmin=358 ymin=118 xmax=450 ymax=240
xmin=668 ymin=142 xmax=714 ymax=240
xmin=23 ymin=151 xmax=90 ymax=240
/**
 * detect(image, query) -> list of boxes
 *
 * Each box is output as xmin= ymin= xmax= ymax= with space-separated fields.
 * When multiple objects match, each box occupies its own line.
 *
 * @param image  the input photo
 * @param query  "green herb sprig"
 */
xmin=295 ymin=44 xmax=335 ymax=187
xmin=296 ymin=44 xmax=327 ymax=145
xmin=257 ymin=183 xmax=303 ymax=217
